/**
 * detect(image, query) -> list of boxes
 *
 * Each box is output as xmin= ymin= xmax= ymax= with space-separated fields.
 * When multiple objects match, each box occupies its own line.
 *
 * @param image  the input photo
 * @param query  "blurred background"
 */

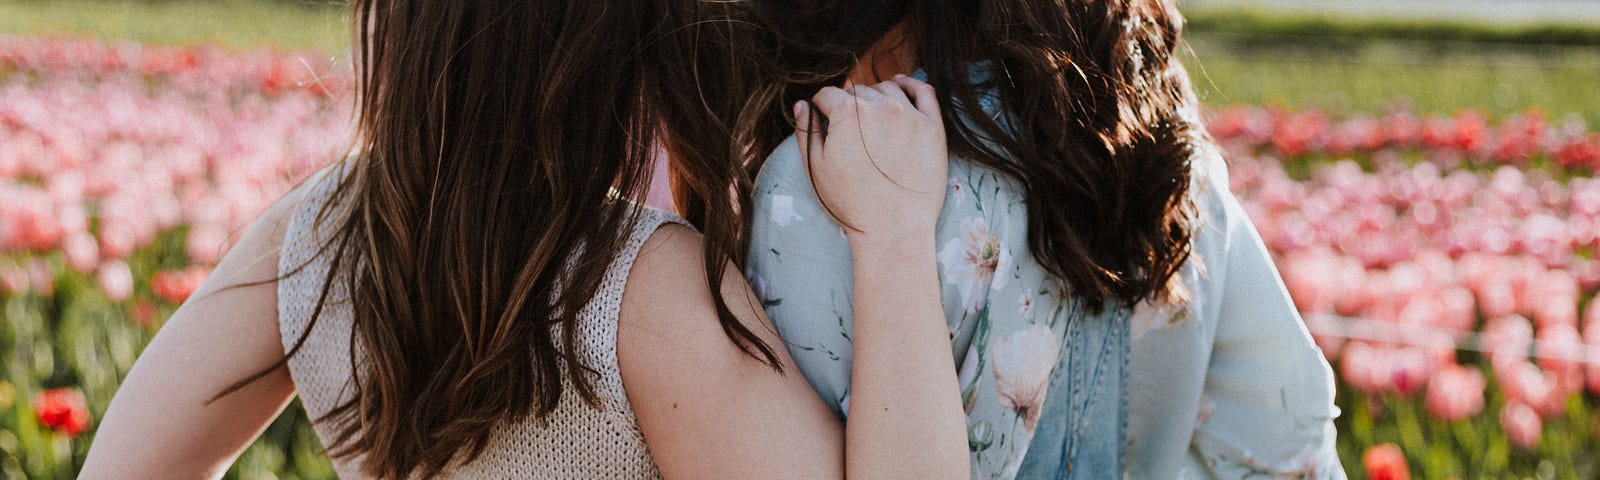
xmin=1 ymin=0 xmax=1597 ymax=478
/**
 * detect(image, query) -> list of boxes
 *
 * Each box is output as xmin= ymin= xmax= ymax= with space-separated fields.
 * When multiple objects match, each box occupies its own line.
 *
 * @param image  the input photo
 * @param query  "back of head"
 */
xmin=257 ymin=1 xmax=778 ymax=477
xmin=742 ymin=0 xmax=1205 ymax=312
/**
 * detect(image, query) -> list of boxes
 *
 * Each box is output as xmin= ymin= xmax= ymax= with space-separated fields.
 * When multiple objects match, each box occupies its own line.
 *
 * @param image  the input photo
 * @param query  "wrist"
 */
xmin=849 ymin=228 xmax=938 ymax=266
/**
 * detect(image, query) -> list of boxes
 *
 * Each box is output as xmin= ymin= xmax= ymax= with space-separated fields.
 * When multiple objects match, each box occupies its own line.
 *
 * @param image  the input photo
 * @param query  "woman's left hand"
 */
xmin=796 ymin=74 xmax=947 ymax=251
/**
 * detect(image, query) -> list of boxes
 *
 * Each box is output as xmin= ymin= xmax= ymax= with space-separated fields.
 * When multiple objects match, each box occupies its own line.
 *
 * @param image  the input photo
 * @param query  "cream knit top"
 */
xmin=277 ymin=166 xmax=679 ymax=478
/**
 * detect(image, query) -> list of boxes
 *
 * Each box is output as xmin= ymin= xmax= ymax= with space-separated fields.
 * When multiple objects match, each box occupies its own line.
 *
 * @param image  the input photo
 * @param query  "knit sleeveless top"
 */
xmin=277 ymin=166 xmax=683 ymax=479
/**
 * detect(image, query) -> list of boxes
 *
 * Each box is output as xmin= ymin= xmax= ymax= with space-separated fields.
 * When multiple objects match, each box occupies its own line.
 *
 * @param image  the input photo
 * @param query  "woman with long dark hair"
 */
xmin=79 ymin=0 xmax=970 ymax=478
xmin=741 ymin=1 xmax=1347 ymax=477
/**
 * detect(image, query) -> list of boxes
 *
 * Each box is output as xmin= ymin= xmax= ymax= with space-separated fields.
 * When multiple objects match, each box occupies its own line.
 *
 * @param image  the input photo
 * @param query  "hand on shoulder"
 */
xmin=798 ymin=75 xmax=948 ymax=252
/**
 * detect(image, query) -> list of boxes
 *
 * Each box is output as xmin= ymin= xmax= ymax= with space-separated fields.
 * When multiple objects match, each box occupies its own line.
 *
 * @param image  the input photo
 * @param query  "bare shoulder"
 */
xmin=619 ymin=222 xmax=754 ymax=345
xmin=616 ymin=222 xmax=844 ymax=480
xmin=625 ymin=222 xmax=709 ymax=300
xmin=617 ymin=220 xmax=785 ymax=383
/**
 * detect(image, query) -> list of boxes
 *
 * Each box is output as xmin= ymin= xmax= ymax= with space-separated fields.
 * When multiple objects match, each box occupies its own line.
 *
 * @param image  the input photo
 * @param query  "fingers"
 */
xmin=868 ymin=80 xmax=913 ymax=108
xmin=810 ymin=86 xmax=855 ymax=119
xmin=891 ymin=74 xmax=940 ymax=119
xmin=846 ymin=85 xmax=884 ymax=103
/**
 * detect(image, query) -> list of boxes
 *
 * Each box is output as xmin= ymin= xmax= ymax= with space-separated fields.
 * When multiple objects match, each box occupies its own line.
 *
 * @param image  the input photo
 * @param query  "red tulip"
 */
xmin=1362 ymin=443 xmax=1410 ymax=480
xmin=129 ymin=299 xmax=158 ymax=328
xmin=33 ymin=387 xmax=91 ymax=438
xmin=1448 ymin=110 xmax=1489 ymax=152
xmin=151 ymin=266 xmax=211 ymax=305
xmin=1554 ymin=134 xmax=1600 ymax=169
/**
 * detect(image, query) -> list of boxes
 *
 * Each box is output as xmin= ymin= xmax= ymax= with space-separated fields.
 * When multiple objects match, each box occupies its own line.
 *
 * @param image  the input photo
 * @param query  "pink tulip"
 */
xmin=1574 ymin=258 xmax=1600 ymax=292
xmin=1417 ymin=328 xmax=1458 ymax=368
xmin=1397 ymin=295 xmax=1441 ymax=328
xmin=1476 ymin=278 xmax=1518 ymax=319
xmin=1584 ymin=300 xmax=1600 ymax=337
xmin=1436 ymin=287 xmax=1476 ymax=332
xmin=1501 ymin=401 xmax=1543 ymax=450
xmin=97 ymin=220 xmax=138 ymax=260
xmin=26 ymin=258 xmax=55 ymax=297
xmin=185 ymin=223 xmax=229 ymax=265
xmin=0 ymin=264 xmax=28 ymax=294
xmin=1283 ymin=249 xmax=1338 ymax=314
xmin=7 ymin=193 xmax=65 ymax=252
xmin=1332 ymin=258 xmax=1372 ymax=316
xmin=95 ymin=260 xmax=133 ymax=303
xmin=1340 ymin=342 xmax=1389 ymax=394
xmin=1537 ymin=323 xmax=1585 ymax=394
xmin=1498 ymin=362 xmax=1565 ymax=418
xmin=61 ymin=231 xmax=99 ymax=274
xmin=1482 ymin=315 xmax=1534 ymax=358
xmin=1582 ymin=309 xmax=1600 ymax=395
xmin=1389 ymin=347 xmax=1431 ymax=396
xmin=1424 ymin=364 xmax=1485 ymax=422
xmin=1528 ymin=269 xmax=1579 ymax=328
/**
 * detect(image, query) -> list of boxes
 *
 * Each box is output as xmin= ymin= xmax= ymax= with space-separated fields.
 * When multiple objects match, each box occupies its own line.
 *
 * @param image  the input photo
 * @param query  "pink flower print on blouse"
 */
xmin=991 ymin=323 xmax=1061 ymax=433
xmin=939 ymin=217 xmax=1012 ymax=313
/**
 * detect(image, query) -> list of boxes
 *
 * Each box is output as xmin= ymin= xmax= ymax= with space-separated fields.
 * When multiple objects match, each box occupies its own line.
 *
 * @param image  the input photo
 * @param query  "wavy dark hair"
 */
xmin=216 ymin=0 xmax=779 ymax=478
xmin=738 ymin=0 xmax=1205 ymax=311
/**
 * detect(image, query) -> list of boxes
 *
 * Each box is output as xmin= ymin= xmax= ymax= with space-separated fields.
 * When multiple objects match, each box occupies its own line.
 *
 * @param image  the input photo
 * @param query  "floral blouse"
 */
xmin=745 ymin=71 xmax=1346 ymax=479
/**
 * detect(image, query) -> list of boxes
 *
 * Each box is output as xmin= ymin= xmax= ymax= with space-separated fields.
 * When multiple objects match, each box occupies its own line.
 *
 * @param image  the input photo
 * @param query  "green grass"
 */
xmin=1182 ymin=34 xmax=1600 ymax=124
xmin=1186 ymin=8 xmax=1600 ymax=47
xmin=2 ymin=0 xmax=1597 ymax=124
xmin=0 ymin=0 xmax=348 ymax=52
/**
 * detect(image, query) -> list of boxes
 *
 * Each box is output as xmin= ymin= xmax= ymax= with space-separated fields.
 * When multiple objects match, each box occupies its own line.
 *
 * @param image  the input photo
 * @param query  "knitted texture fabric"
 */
xmin=277 ymin=167 xmax=680 ymax=478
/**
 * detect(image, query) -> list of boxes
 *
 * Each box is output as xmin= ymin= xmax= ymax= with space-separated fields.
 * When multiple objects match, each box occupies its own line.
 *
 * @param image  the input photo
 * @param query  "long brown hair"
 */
xmin=739 ymin=0 xmax=1205 ymax=311
xmin=219 ymin=1 xmax=778 ymax=477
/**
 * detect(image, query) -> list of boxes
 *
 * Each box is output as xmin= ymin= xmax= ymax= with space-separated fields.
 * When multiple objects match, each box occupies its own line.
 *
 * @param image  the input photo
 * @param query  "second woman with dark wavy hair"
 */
xmin=79 ymin=0 xmax=969 ymax=478
xmin=740 ymin=0 xmax=1346 ymax=477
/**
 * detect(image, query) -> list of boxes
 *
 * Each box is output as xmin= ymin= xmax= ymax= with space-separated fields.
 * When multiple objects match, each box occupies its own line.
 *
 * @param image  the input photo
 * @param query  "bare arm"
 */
xmin=619 ymin=224 xmax=846 ymax=479
xmin=80 ymin=180 xmax=311 ymax=479
xmin=620 ymin=76 xmax=966 ymax=480
xmin=811 ymin=76 xmax=968 ymax=479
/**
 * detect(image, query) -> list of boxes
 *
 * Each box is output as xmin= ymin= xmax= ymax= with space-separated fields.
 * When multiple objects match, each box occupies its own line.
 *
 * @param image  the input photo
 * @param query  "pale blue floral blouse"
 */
xmin=746 ymin=70 xmax=1346 ymax=479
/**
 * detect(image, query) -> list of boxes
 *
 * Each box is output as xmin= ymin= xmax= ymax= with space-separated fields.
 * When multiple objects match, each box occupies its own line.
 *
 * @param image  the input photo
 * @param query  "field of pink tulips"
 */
xmin=2 ymin=34 xmax=1598 ymax=479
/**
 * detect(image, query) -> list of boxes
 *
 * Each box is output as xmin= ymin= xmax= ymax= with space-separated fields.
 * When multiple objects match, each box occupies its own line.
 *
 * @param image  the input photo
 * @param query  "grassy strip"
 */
xmin=0 ymin=0 xmax=349 ymax=52
xmin=7 ymin=1 xmax=1600 ymax=50
xmin=1181 ymin=39 xmax=1600 ymax=124
xmin=1186 ymin=9 xmax=1600 ymax=47
xmin=1 ymin=0 xmax=1595 ymax=124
